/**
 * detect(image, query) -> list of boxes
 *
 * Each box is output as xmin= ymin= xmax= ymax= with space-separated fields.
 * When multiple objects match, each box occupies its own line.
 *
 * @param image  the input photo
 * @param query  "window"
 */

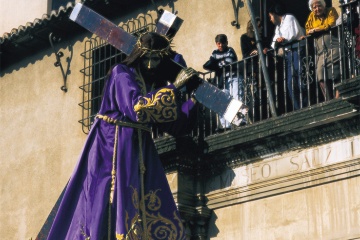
xmin=79 ymin=14 xmax=156 ymax=133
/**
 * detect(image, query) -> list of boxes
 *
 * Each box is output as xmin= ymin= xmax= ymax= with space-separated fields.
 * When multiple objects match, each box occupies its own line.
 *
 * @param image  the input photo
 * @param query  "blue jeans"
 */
xmin=285 ymin=48 xmax=308 ymax=110
xmin=220 ymin=75 xmax=244 ymax=128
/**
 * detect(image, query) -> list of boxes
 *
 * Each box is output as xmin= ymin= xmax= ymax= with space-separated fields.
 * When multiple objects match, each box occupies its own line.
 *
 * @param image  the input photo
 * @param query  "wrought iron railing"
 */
xmin=190 ymin=0 xmax=360 ymax=137
xmin=78 ymin=1 xmax=360 ymax=138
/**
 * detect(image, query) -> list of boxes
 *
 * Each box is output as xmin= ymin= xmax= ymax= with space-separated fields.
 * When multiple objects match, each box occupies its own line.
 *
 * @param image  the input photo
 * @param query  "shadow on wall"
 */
xmin=153 ymin=0 xmax=180 ymax=14
xmin=207 ymin=210 xmax=220 ymax=238
xmin=35 ymin=183 xmax=67 ymax=240
xmin=204 ymin=166 xmax=236 ymax=194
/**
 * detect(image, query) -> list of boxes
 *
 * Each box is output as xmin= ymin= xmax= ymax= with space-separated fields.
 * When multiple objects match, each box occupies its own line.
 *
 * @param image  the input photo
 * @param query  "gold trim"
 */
xmin=115 ymin=233 xmax=125 ymax=240
xmin=123 ymin=186 xmax=186 ymax=239
xmin=134 ymin=88 xmax=177 ymax=123
xmin=109 ymin=125 xmax=119 ymax=204
xmin=108 ymin=125 xmax=119 ymax=240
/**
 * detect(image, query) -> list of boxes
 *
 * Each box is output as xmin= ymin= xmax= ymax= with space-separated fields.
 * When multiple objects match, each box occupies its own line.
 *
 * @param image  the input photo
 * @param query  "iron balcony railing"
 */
xmin=79 ymin=1 xmax=359 ymax=139
xmin=170 ymin=1 xmax=360 ymax=139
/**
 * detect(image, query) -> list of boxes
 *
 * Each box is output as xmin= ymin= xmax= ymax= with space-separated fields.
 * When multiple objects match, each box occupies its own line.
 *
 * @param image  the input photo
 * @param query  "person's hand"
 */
xmin=308 ymin=28 xmax=320 ymax=34
xmin=263 ymin=48 xmax=269 ymax=54
xmin=173 ymin=67 xmax=198 ymax=89
xmin=250 ymin=49 xmax=258 ymax=56
xmin=186 ymin=75 xmax=202 ymax=94
xmin=299 ymin=35 xmax=306 ymax=40
xmin=276 ymin=37 xmax=286 ymax=43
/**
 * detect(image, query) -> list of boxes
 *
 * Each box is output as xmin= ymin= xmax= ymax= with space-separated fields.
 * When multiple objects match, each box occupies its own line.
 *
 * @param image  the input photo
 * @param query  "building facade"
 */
xmin=1 ymin=0 xmax=359 ymax=239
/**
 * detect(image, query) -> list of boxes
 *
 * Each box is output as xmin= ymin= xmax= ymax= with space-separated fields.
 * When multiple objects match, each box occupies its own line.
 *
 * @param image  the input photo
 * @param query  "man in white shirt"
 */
xmin=265 ymin=3 xmax=308 ymax=110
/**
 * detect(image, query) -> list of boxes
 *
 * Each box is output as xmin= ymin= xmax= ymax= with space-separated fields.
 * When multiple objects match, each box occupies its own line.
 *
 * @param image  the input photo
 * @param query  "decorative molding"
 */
xmin=336 ymin=76 xmax=360 ymax=103
xmin=204 ymin=135 xmax=360 ymax=209
xmin=158 ymin=100 xmax=359 ymax=175
xmin=206 ymin=159 xmax=360 ymax=209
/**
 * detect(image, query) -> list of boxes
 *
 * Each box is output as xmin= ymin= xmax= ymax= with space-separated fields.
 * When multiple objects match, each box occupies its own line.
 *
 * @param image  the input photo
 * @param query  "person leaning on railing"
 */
xmin=264 ymin=3 xmax=308 ymax=110
xmin=240 ymin=17 xmax=271 ymax=76
xmin=305 ymin=0 xmax=340 ymax=100
xmin=203 ymin=34 xmax=246 ymax=129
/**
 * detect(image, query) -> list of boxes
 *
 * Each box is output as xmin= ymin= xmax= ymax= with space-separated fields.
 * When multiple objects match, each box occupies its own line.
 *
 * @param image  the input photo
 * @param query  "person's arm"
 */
xmin=307 ymin=8 xmax=339 ymax=34
xmin=155 ymin=97 xmax=198 ymax=136
xmin=101 ymin=64 xmax=198 ymax=137
xmin=103 ymin=64 xmax=179 ymax=124
xmin=283 ymin=15 xmax=302 ymax=42
xmin=305 ymin=12 xmax=314 ymax=35
xmin=173 ymin=53 xmax=187 ymax=67
xmin=241 ymin=35 xmax=253 ymax=58
xmin=271 ymin=26 xmax=280 ymax=49
xmin=203 ymin=55 xmax=219 ymax=71
xmin=231 ymin=48 xmax=238 ymax=62
xmin=223 ymin=47 xmax=238 ymax=65
xmin=133 ymin=67 xmax=198 ymax=124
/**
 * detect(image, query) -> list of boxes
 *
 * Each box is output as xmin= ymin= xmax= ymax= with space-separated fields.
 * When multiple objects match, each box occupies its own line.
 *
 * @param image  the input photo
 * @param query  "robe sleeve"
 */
xmin=156 ymin=97 xmax=198 ymax=136
xmin=134 ymin=84 xmax=181 ymax=123
xmin=101 ymin=64 xmax=178 ymax=124
xmin=134 ymin=85 xmax=198 ymax=136
xmin=102 ymin=64 xmax=197 ymax=134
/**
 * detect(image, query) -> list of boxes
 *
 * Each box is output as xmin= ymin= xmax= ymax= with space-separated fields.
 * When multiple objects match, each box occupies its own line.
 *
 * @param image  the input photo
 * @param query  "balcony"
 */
xmin=155 ymin=0 xmax=360 ymax=174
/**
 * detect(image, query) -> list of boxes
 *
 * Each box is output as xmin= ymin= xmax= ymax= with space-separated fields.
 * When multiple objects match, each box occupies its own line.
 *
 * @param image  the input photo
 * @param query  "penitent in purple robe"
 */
xmin=47 ymin=64 xmax=196 ymax=240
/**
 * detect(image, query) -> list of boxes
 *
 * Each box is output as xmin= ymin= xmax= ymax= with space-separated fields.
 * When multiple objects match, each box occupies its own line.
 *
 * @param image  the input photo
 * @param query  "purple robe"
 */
xmin=47 ymin=64 xmax=196 ymax=240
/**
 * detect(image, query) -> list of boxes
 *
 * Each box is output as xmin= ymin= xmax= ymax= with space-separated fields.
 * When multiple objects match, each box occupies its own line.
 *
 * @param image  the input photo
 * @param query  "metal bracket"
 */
xmin=231 ymin=0 xmax=243 ymax=29
xmin=49 ymin=32 xmax=71 ymax=92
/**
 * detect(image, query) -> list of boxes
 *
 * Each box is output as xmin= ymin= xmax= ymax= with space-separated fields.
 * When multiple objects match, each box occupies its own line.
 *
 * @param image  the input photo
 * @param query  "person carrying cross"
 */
xmin=47 ymin=32 xmax=198 ymax=240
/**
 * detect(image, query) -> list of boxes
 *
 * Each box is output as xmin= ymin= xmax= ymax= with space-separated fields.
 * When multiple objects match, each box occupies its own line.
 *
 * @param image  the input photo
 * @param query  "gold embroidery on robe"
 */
xmin=121 ymin=185 xmax=185 ymax=239
xmin=134 ymin=88 xmax=177 ymax=123
xmin=80 ymin=224 xmax=91 ymax=239
xmin=115 ymin=233 xmax=125 ymax=240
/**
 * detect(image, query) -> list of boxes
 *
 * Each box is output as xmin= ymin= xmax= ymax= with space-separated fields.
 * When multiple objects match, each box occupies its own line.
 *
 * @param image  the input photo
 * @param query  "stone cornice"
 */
xmin=205 ymin=154 xmax=360 ymax=210
xmin=157 ymin=100 xmax=359 ymax=174
xmin=204 ymin=99 xmax=358 ymax=153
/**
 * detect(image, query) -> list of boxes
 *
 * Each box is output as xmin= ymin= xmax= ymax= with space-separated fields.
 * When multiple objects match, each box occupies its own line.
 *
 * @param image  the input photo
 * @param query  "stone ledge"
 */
xmin=206 ymin=158 xmax=360 ymax=210
xmin=336 ymin=76 xmax=360 ymax=103
xmin=205 ymin=99 xmax=358 ymax=153
xmin=156 ymin=100 xmax=359 ymax=173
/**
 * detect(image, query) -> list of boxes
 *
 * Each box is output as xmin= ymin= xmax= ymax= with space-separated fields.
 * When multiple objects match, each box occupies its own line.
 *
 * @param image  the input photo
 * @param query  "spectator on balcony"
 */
xmin=241 ymin=17 xmax=264 ymax=59
xmin=305 ymin=0 xmax=340 ymax=99
xmin=203 ymin=34 xmax=246 ymax=129
xmin=240 ymin=17 xmax=270 ymax=75
xmin=240 ymin=17 xmax=272 ymax=121
xmin=265 ymin=3 xmax=308 ymax=110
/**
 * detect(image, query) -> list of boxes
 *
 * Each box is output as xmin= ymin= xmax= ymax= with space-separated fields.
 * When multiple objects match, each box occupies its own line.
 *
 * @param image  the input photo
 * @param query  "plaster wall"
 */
xmin=209 ymin=177 xmax=360 ymax=239
xmin=0 ymin=0 xmax=47 ymax=35
xmin=205 ymin=135 xmax=360 ymax=239
xmin=160 ymin=0 xmax=250 ymax=71
xmin=0 ymin=0 xmax=354 ymax=239
xmin=0 ymin=37 xmax=88 ymax=239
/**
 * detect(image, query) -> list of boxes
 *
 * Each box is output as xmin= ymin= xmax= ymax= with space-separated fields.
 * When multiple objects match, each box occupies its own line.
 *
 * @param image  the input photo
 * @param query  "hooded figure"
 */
xmin=47 ymin=32 xmax=198 ymax=240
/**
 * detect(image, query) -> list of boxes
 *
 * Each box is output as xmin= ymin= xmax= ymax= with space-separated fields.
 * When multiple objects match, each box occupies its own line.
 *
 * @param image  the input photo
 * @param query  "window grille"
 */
xmin=79 ymin=14 xmax=156 ymax=133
